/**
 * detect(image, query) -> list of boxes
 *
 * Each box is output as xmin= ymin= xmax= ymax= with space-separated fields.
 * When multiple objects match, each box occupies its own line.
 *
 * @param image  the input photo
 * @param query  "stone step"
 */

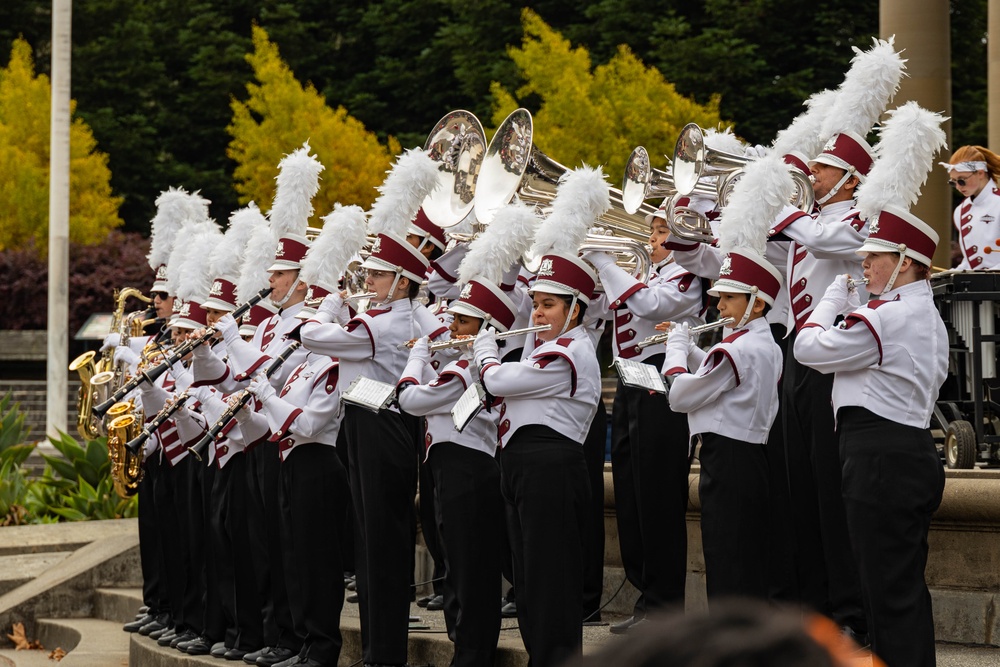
xmin=92 ymin=588 xmax=142 ymax=625
xmin=0 ymin=553 xmax=71 ymax=597
xmin=36 ymin=617 xmax=129 ymax=667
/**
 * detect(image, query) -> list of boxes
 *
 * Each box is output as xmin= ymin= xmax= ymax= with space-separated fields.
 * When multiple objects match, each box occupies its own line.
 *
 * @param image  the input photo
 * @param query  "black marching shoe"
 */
xmin=138 ymin=614 xmax=170 ymax=636
xmin=255 ymin=646 xmax=297 ymax=666
xmin=609 ymin=615 xmax=643 ymax=635
xmin=169 ymin=629 xmax=198 ymax=648
xmin=224 ymin=647 xmax=249 ymax=660
xmin=152 ymin=627 xmax=176 ymax=643
xmin=181 ymin=635 xmax=213 ymax=655
xmin=212 ymin=641 xmax=230 ymax=658
xmin=271 ymin=655 xmax=303 ymax=667
xmin=500 ymin=601 xmax=517 ymax=618
xmin=425 ymin=594 xmax=444 ymax=611
xmin=123 ymin=613 xmax=153 ymax=632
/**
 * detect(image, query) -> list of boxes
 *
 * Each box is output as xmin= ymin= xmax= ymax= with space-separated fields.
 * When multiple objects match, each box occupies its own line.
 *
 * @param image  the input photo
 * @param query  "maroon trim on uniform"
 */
xmin=518 ymin=274 xmax=532 ymax=286
xmin=846 ymin=211 xmax=864 ymax=232
xmin=671 ymin=273 xmax=696 ymax=293
xmin=721 ymin=329 xmax=749 ymax=344
xmin=429 ymin=259 xmax=458 ymax=283
xmin=707 ymin=348 xmax=741 ymax=386
xmin=534 ymin=351 xmax=578 ymax=396
xmin=268 ymin=408 xmax=303 ymax=442
xmin=345 ymin=318 xmax=375 ymax=357
xmin=800 ymin=322 xmax=826 ymax=331
xmin=190 ymin=365 xmax=230 ymax=389
xmin=609 ymin=282 xmax=646 ymax=310
xmin=664 ymin=366 xmax=687 ymax=376
xmin=769 ymin=209 xmax=811 ymax=237
xmin=844 ymin=313 xmax=883 ymax=365
xmin=437 ymin=369 xmax=469 ymax=390
xmin=235 ymin=354 xmax=272 ymax=382
xmin=318 ymin=366 xmax=339 ymax=393
xmin=427 ymin=325 xmax=449 ymax=340
xmin=479 ymin=361 xmax=501 ymax=385
xmin=398 ymin=376 xmax=421 ymax=389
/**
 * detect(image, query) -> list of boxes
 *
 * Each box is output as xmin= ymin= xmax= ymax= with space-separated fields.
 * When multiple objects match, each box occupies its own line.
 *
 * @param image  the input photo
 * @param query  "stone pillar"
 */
xmin=47 ymin=0 xmax=72 ymax=438
xmin=881 ymin=0 xmax=953 ymax=269
xmin=990 ymin=0 xmax=1000 ymax=149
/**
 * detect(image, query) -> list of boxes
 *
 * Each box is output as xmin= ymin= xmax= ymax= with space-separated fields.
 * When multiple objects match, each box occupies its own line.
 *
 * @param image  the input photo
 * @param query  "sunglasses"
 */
xmin=948 ymin=178 xmax=971 ymax=187
xmin=151 ymin=291 xmax=169 ymax=300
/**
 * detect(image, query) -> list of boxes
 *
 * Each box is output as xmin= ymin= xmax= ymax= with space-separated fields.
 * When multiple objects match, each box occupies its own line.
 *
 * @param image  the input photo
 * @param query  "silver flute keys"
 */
xmin=635 ymin=317 xmax=736 ymax=351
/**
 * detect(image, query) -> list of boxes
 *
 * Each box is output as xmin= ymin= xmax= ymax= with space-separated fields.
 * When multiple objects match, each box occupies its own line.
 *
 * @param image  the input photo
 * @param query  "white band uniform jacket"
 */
xmin=775 ymin=200 xmax=870 ymax=332
xmin=300 ymin=296 xmax=442 ymax=406
xmin=596 ymin=256 xmax=705 ymax=363
xmin=190 ymin=302 xmax=308 ymax=394
xmin=793 ymin=280 xmax=948 ymax=429
xmin=397 ymin=351 xmax=498 ymax=459
xmin=138 ymin=366 xmax=192 ymax=466
xmin=953 ymin=181 xmax=1000 ymax=270
xmin=172 ymin=385 xmax=248 ymax=468
xmin=479 ymin=325 xmax=601 ymax=449
xmin=663 ymin=317 xmax=782 ymax=446
xmin=236 ymin=353 xmax=342 ymax=461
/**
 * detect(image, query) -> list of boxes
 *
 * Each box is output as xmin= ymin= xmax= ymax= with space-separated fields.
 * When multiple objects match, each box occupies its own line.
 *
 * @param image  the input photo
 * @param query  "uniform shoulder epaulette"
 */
xmin=363 ymin=307 xmax=391 ymax=318
xmin=555 ymin=337 xmax=574 ymax=348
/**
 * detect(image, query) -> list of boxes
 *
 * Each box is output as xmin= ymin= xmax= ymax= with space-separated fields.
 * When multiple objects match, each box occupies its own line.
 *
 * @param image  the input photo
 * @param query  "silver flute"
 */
xmin=636 ymin=317 xmax=736 ymax=351
xmin=847 ymin=277 xmax=869 ymax=289
xmin=401 ymin=324 xmax=553 ymax=351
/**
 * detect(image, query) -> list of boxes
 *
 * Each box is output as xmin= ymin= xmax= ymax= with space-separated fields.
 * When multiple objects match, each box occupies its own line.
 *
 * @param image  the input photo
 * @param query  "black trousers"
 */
xmin=344 ymin=405 xmax=420 ymax=666
xmin=839 ymin=408 xmax=944 ymax=667
xmin=138 ymin=454 xmax=165 ymax=614
xmin=180 ymin=455 xmax=207 ymax=635
xmin=428 ymin=442 xmax=502 ymax=667
xmin=152 ymin=454 xmax=185 ymax=627
xmin=783 ymin=341 xmax=866 ymax=632
xmin=501 ymin=426 xmax=590 ymax=667
xmin=582 ymin=401 xmax=608 ymax=620
xmin=699 ymin=433 xmax=769 ymax=601
xmin=246 ymin=442 xmax=300 ymax=650
xmin=279 ymin=443 xmax=349 ymax=665
xmin=225 ymin=452 xmax=265 ymax=651
xmin=765 ymin=323 xmax=798 ymax=602
xmin=419 ymin=441 xmax=447 ymax=597
xmin=202 ymin=460 xmax=228 ymax=643
xmin=611 ymin=362 xmax=690 ymax=616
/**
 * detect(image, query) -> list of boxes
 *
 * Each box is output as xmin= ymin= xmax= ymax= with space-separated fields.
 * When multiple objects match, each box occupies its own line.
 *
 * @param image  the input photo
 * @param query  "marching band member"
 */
xmin=586 ymin=204 xmax=706 ymax=632
xmin=397 ymin=278 xmax=517 ymax=667
xmin=942 ymin=145 xmax=1000 ymax=270
xmin=300 ymin=232 xmax=431 ymax=667
xmin=794 ymin=103 xmax=948 ymax=667
xmin=473 ymin=252 xmax=602 ymax=667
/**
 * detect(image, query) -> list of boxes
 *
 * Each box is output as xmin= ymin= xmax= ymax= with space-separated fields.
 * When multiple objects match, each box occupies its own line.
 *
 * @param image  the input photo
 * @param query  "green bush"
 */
xmin=0 ymin=392 xmax=138 ymax=524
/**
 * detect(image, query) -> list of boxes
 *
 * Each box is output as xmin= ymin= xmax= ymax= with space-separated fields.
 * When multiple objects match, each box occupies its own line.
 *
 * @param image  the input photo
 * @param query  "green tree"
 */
xmin=228 ymin=25 xmax=401 ymax=218
xmin=491 ymin=9 xmax=727 ymax=182
xmin=0 ymin=38 xmax=122 ymax=253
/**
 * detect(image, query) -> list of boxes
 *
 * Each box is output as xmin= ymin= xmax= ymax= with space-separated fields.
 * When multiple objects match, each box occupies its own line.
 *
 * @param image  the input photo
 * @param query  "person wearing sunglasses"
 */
xmin=942 ymin=145 xmax=1000 ymax=270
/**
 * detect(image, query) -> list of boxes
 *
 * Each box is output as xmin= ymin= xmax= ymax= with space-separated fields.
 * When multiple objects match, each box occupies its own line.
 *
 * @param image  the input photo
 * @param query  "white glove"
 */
xmin=744 ymin=144 xmax=768 ymax=158
xmin=473 ymin=327 xmax=499 ymax=369
xmin=582 ymin=251 xmax=616 ymax=271
xmin=407 ymin=337 xmax=431 ymax=367
xmin=216 ymin=313 xmax=240 ymax=346
xmin=820 ymin=274 xmax=851 ymax=313
xmin=665 ymin=323 xmax=691 ymax=357
xmin=846 ymin=284 xmax=862 ymax=313
xmin=100 ymin=333 xmax=122 ymax=353
xmin=247 ymin=372 xmax=276 ymax=404
xmin=113 ymin=345 xmax=140 ymax=368
xmin=317 ymin=292 xmax=345 ymax=317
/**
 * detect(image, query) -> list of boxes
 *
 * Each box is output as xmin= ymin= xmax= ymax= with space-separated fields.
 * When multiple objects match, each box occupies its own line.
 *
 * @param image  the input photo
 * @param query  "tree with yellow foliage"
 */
xmin=0 ymin=38 xmax=122 ymax=253
xmin=491 ymin=9 xmax=729 ymax=183
xmin=228 ymin=25 xmax=401 ymax=221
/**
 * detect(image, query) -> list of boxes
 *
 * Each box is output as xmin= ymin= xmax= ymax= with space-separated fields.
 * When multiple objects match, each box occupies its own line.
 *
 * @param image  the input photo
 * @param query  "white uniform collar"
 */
xmin=876 ymin=279 xmax=931 ymax=302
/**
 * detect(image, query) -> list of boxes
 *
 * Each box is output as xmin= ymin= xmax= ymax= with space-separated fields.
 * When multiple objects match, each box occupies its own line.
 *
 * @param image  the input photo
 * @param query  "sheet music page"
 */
xmin=342 ymin=376 xmax=396 ymax=412
xmin=451 ymin=382 xmax=486 ymax=432
xmin=613 ymin=358 xmax=667 ymax=394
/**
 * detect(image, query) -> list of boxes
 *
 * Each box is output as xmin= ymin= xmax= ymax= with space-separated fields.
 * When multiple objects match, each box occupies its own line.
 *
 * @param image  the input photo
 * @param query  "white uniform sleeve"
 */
xmin=234 ymin=403 xmax=270 ymax=443
xmin=398 ymin=372 xmax=467 ymax=416
xmin=780 ymin=210 xmax=867 ymax=260
xmin=669 ymin=240 xmax=724 ymax=279
xmin=793 ymin=320 xmax=881 ymax=373
xmin=190 ymin=343 xmax=244 ymax=393
xmin=259 ymin=375 xmax=341 ymax=440
xmin=480 ymin=357 xmax=573 ymax=399
xmin=299 ymin=319 xmax=377 ymax=360
xmin=668 ymin=352 xmax=738 ymax=414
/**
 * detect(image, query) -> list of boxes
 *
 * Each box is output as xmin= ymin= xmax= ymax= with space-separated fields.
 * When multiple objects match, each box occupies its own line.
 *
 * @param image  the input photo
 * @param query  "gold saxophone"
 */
xmin=106 ymin=400 xmax=146 ymax=498
xmin=68 ymin=287 xmax=153 ymax=440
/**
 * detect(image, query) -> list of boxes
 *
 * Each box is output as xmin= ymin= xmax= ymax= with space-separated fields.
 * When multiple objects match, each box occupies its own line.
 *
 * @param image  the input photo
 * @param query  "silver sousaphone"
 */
xmin=421 ymin=110 xmax=487 ymax=228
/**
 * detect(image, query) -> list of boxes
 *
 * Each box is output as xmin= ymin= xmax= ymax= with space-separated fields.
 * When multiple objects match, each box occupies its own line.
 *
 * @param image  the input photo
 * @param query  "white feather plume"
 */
xmin=236 ymin=222 xmax=275 ymax=302
xmin=168 ymin=219 xmax=222 ymax=302
xmin=821 ymin=36 xmax=906 ymax=141
xmin=367 ymin=148 xmax=441 ymax=238
xmin=856 ymin=102 xmax=948 ymax=221
xmin=718 ymin=154 xmax=796 ymax=256
xmin=772 ymin=88 xmax=839 ymax=159
xmin=704 ymin=127 xmax=746 ymax=155
xmin=301 ymin=204 xmax=369 ymax=288
xmin=528 ymin=165 xmax=611 ymax=260
xmin=458 ymin=201 xmax=542 ymax=285
xmin=147 ymin=187 xmax=210 ymax=270
xmin=268 ymin=142 xmax=324 ymax=241
xmin=210 ymin=203 xmax=267 ymax=282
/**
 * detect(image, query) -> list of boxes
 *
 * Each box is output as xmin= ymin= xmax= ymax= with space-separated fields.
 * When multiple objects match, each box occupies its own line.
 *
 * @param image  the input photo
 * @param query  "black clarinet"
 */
xmin=93 ymin=287 xmax=273 ymax=418
xmin=125 ymin=392 xmax=191 ymax=454
xmin=188 ymin=341 xmax=302 ymax=456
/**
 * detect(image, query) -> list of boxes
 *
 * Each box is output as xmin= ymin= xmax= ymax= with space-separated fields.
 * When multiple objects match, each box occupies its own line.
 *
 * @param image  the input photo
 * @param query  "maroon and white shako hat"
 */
xmin=709 ymin=250 xmax=783 ymax=306
xmin=407 ymin=208 xmax=448 ymax=252
xmin=448 ymin=278 xmax=518 ymax=332
xmin=644 ymin=198 xmax=669 ymax=226
xmin=809 ymin=130 xmax=875 ymax=181
xmin=529 ymin=253 xmax=597 ymax=305
xmin=362 ymin=233 xmax=430 ymax=283
xmin=151 ymin=264 xmax=170 ymax=293
xmin=783 ymin=151 xmax=811 ymax=177
xmin=856 ymin=204 xmax=939 ymax=267
xmin=201 ymin=278 xmax=239 ymax=312
xmin=171 ymin=300 xmax=209 ymax=330
xmin=240 ymin=300 xmax=278 ymax=337
xmin=267 ymin=234 xmax=310 ymax=272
